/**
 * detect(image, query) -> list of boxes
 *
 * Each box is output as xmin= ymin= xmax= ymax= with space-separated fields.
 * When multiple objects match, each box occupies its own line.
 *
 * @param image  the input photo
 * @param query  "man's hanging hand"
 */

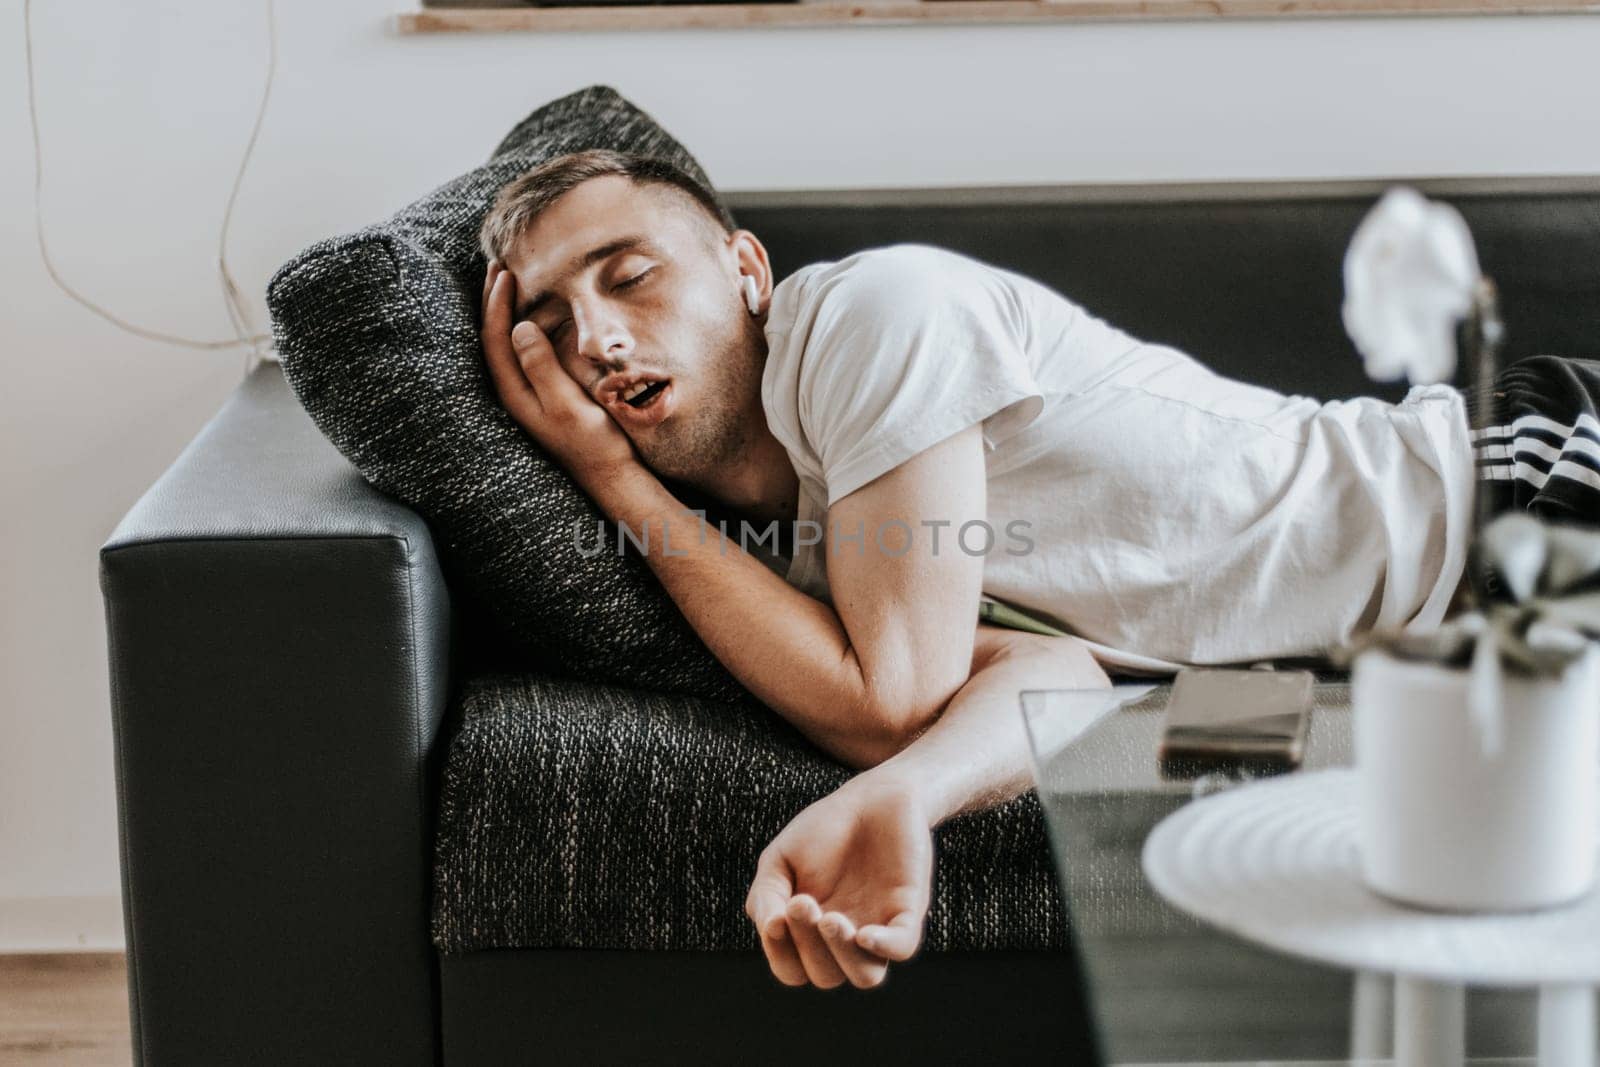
xmin=745 ymin=778 xmax=934 ymax=990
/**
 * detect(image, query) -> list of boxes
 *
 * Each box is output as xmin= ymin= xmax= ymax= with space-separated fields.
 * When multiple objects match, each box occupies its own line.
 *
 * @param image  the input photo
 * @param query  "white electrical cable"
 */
xmin=23 ymin=0 xmax=279 ymax=373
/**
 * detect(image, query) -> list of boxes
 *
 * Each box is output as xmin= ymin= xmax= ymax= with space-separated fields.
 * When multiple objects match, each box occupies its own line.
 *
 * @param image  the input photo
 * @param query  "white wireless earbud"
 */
xmin=740 ymin=274 xmax=761 ymax=315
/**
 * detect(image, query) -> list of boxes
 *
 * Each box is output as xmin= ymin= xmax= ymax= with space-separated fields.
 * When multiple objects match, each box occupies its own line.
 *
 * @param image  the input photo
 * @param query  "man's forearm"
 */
xmin=860 ymin=630 xmax=1111 ymax=824
xmin=741 ymin=629 xmax=1111 ymax=987
xmin=585 ymin=463 xmax=891 ymax=766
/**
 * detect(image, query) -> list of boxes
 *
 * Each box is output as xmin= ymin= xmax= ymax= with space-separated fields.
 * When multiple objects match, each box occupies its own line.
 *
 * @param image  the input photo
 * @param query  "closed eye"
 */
xmin=546 ymin=269 xmax=655 ymax=339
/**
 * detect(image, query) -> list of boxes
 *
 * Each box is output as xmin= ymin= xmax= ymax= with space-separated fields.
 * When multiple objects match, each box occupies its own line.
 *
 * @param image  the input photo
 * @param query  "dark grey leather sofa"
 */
xmin=100 ymin=179 xmax=1600 ymax=1065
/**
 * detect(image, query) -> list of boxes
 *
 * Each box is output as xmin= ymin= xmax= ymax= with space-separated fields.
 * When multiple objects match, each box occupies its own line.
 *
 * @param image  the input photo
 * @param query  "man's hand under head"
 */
xmin=482 ymin=259 xmax=641 ymax=491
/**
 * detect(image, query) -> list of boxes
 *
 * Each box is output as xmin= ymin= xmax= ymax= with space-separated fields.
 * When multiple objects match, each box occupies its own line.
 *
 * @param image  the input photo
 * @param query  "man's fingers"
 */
xmin=785 ymin=895 xmax=848 ymax=990
xmin=482 ymin=261 xmax=509 ymax=338
xmin=758 ymin=918 xmax=809 ymax=988
xmin=818 ymin=911 xmax=891 ymax=990
xmin=481 ymin=258 xmax=501 ymax=314
xmin=511 ymin=319 xmax=586 ymax=408
xmin=512 ymin=321 xmax=552 ymax=376
xmin=745 ymin=878 xmax=792 ymax=943
xmin=855 ymin=909 xmax=925 ymax=963
xmin=481 ymin=272 xmax=536 ymax=405
xmin=746 ymin=861 xmax=808 ymax=986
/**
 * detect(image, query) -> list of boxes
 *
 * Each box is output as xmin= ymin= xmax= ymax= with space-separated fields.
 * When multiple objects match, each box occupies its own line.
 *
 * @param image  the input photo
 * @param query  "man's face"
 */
xmin=502 ymin=174 xmax=767 ymax=484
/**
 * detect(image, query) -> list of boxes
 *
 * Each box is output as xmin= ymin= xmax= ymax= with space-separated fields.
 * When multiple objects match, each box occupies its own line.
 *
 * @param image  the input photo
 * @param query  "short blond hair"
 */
xmin=478 ymin=148 xmax=735 ymax=263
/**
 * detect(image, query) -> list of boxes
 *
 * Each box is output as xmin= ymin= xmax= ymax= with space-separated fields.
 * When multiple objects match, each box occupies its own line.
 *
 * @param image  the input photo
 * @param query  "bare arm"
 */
xmin=481 ymin=259 xmax=989 ymax=769
xmin=746 ymin=623 xmax=1112 ymax=988
xmin=875 ymin=624 xmax=1108 ymax=821
xmin=480 ymin=262 xmax=1115 ymax=990
xmin=583 ymin=426 xmax=985 ymax=770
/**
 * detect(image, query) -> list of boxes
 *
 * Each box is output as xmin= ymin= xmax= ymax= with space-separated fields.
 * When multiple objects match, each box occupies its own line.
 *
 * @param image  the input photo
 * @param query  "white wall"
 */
xmin=4 ymin=0 xmax=1599 ymax=951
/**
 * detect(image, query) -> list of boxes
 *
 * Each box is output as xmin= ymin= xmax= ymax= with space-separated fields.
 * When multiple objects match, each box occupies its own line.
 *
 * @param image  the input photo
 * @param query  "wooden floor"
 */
xmin=0 ymin=955 xmax=131 ymax=1066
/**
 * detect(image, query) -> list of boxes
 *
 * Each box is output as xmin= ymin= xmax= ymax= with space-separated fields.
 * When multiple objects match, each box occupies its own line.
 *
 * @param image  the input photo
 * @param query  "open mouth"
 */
xmin=603 ymin=374 xmax=676 ymax=430
xmin=624 ymin=379 xmax=670 ymax=409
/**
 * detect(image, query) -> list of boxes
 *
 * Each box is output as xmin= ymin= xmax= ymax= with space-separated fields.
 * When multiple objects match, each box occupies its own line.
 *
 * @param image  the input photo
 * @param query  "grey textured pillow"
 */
xmin=267 ymin=85 xmax=747 ymax=703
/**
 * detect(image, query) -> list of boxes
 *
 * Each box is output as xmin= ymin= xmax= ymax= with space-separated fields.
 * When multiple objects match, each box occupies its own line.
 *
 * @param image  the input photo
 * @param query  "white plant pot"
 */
xmin=1352 ymin=644 xmax=1600 ymax=912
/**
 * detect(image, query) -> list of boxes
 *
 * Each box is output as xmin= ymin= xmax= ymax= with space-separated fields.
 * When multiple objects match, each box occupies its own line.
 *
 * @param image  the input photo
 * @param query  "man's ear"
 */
xmin=728 ymin=229 xmax=774 ymax=309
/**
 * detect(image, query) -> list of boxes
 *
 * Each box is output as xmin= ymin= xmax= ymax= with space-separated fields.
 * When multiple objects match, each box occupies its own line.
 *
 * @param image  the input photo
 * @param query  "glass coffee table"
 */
xmin=1022 ymin=682 xmax=1598 ymax=1066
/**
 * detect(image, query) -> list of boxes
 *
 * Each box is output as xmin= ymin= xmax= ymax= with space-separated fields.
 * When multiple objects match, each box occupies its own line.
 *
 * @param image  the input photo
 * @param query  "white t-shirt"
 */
xmin=759 ymin=242 xmax=1475 ymax=675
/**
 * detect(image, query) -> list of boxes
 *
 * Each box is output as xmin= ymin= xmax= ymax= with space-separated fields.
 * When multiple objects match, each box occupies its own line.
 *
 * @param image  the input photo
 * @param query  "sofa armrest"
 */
xmin=100 ymin=362 xmax=451 ymax=1066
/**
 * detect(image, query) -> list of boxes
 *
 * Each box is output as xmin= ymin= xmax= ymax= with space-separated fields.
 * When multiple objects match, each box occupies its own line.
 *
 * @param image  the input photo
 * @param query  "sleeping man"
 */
xmin=477 ymin=148 xmax=1596 ymax=991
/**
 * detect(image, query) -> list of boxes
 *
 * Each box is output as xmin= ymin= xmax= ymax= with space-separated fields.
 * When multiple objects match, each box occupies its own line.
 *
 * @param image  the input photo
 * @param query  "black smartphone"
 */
xmin=1158 ymin=667 xmax=1314 ymax=779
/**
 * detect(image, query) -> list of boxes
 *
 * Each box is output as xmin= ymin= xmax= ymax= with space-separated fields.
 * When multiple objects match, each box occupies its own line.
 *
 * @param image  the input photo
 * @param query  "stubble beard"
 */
xmin=636 ymin=311 xmax=766 ymax=485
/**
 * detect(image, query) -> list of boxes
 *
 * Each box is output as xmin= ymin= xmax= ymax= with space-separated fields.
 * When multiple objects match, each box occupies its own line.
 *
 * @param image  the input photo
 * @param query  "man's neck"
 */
xmin=695 ymin=410 xmax=800 ymax=529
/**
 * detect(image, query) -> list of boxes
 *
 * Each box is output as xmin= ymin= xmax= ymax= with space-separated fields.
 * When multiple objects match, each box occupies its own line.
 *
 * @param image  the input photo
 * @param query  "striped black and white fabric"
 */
xmin=1468 ymin=355 xmax=1600 ymax=524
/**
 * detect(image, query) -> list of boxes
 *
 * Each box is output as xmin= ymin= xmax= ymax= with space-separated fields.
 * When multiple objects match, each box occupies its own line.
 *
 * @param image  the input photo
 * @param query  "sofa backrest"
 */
xmin=727 ymin=177 xmax=1600 ymax=404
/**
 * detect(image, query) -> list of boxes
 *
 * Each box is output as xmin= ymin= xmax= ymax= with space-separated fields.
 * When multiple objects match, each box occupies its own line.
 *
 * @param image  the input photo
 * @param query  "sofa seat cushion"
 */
xmin=431 ymin=673 xmax=1069 ymax=954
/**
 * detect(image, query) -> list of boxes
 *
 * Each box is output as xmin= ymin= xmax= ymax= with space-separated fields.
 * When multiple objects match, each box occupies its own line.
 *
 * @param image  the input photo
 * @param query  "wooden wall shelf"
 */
xmin=396 ymin=0 xmax=1600 ymax=33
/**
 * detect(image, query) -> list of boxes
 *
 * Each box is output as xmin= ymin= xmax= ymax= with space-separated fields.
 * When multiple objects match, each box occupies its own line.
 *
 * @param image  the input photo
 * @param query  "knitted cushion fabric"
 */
xmin=266 ymin=84 xmax=745 ymax=702
xmin=431 ymin=673 xmax=1069 ymax=954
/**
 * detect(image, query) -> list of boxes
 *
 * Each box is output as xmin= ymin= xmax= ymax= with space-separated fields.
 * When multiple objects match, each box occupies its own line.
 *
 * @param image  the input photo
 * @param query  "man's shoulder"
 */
xmin=762 ymin=246 xmax=989 ymax=461
xmin=776 ymin=243 xmax=1002 ymax=332
xmin=810 ymin=242 xmax=993 ymax=292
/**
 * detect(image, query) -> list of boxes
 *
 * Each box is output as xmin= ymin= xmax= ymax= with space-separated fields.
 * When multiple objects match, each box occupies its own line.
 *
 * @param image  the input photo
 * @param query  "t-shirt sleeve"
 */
xmin=792 ymin=245 xmax=1045 ymax=507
